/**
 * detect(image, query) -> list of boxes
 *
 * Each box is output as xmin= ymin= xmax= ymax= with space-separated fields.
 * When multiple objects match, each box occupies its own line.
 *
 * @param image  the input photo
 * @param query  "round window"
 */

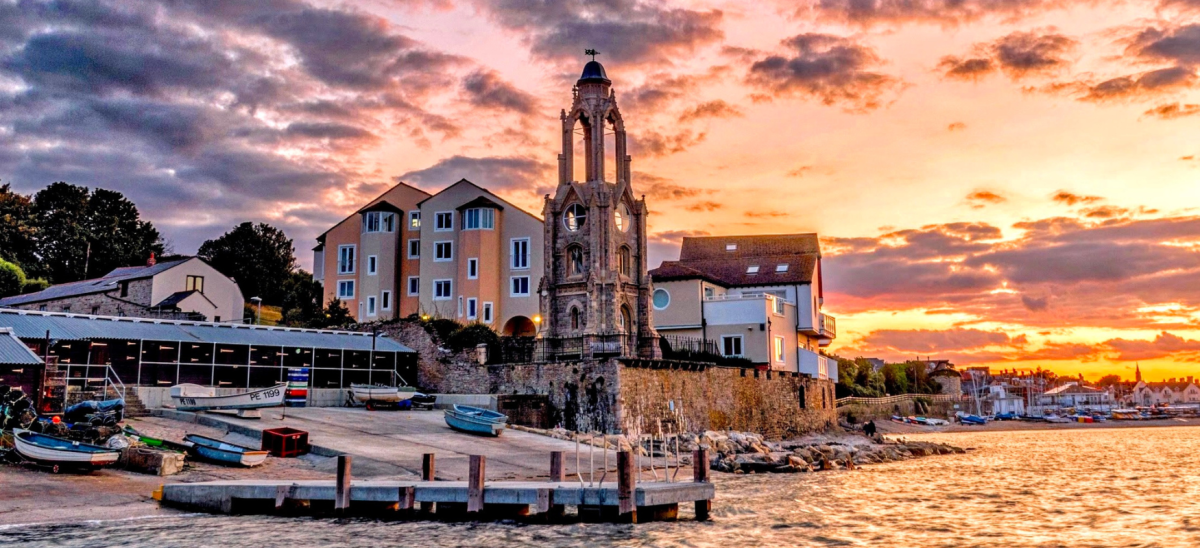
xmin=564 ymin=204 xmax=587 ymax=231
xmin=652 ymin=288 xmax=670 ymax=310
xmin=615 ymin=203 xmax=631 ymax=232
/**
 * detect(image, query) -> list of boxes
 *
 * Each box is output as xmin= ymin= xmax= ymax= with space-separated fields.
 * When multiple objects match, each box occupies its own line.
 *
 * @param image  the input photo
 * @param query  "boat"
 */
xmin=444 ymin=405 xmax=507 ymax=436
xmin=124 ymin=425 xmax=163 ymax=447
xmin=170 ymin=383 xmax=286 ymax=412
xmin=349 ymin=384 xmax=418 ymax=407
xmin=183 ymin=434 xmax=269 ymax=467
xmin=1110 ymin=409 xmax=1145 ymax=420
xmin=12 ymin=429 xmax=120 ymax=471
xmin=957 ymin=413 xmax=988 ymax=425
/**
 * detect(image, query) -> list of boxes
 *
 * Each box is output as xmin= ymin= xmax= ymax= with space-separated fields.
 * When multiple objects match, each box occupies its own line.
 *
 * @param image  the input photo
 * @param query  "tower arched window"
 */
xmin=564 ymin=204 xmax=587 ymax=231
xmin=618 ymin=246 xmax=632 ymax=277
xmin=571 ymin=306 xmax=581 ymax=331
xmin=567 ymin=244 xmax=585 ymax=277
xmin=619 ymin=304 xmax=633 ymax=333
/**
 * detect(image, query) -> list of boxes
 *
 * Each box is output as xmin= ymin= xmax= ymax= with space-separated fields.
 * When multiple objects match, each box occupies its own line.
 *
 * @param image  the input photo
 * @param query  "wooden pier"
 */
xmin=158 ymin=451 xmax=715 ymax=524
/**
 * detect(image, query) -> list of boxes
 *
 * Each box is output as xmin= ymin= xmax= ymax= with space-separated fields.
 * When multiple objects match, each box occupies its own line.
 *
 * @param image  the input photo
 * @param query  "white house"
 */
xmin=1131 ymin=380 xmax=1200 ymax=406
xmin=1038 ymin=382 xmax=1114 ymax=410
xmin=985 ymin=382 xmax=1026 ymax=415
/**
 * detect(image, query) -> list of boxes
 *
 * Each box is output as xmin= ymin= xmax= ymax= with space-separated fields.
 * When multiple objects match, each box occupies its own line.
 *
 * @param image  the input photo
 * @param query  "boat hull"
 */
xmin=184 ymin=434 xmax=269 ymax=467
xmin=444 ymin=405 xmax=507 ymax=436
xmin=173 ymin=383 xmax=286 ymax=411
xmin=13 ymin=429 xmax=120 ymax=467
xmin=349 ymin=384 xmax=418 ymax=404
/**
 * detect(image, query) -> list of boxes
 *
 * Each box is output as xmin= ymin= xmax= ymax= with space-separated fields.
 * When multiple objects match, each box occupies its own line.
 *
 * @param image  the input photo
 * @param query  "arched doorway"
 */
xmin=502 ymin=315 xmax=537 ymax=337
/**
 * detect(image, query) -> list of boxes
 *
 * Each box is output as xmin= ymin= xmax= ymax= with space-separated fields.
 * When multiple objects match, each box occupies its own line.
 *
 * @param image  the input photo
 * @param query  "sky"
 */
xmin=2 ymin=0 xmax=1200 ymax=381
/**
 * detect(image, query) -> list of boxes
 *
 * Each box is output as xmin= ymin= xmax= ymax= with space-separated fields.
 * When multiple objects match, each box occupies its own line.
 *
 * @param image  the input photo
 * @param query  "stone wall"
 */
xmin=8 ymin=279 xmax=181 ymax=318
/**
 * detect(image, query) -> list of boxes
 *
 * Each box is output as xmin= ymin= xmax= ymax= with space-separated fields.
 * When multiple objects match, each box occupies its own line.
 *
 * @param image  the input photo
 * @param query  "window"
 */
xmin=776 ymin=264 xmax=789 ymax=273
xmin=120 ymin=281 xmax=129 ymax=297
xmin=383 ymin=212 xmax=395 ymax=232
xmin=746 ymin=265 xmax=760 ymax=274
xmin=615 ymin=203 xmax=630 ymax=232
xmin=457 ymin=296 xmax=463 ymax=317
xmin=511 ymin=276 xmax=530 ymax=297
xmin=38 ymin=305 xmax=47 ymax=311
xmin=337 ymin=280 xmax=355 ymax=299
xmin=704 ymin=287 xmax=714 ymax=299
xmin=725 ymin=243 xmax=737 ymax=252
xmin=434 ymin=241 xmax=453 ymax=261
xmin=186 ymin=275 xmax=204 ymax=293
xmin=463 ymin=208 xmax=495 ymax=230
xmin=482 ymin=302 xmax=493 ymax=324
xmin=91 ymin=305 xmax=100 ymax=315
xmin=511 ymin=238 xmax=530 ymax=270
xmin=367 ymin=255 xmax=378 ymax=275
xmin=408 ymin=276 xmax=419 ymax=296
xmin=434 ymin=279 xmax=452 ymax=300
xmin=564 ymin=203 xmax=587 ymax=231
xmin=381 ymin=290 xmax=392 ymax=311
xmin=363 ymin=211 xmax=393 ymax=233
xmin=338 ymin=245 xmax=356 ymax=274
xmin=367 ymin=296 xmax=377 ymax=316
xmin=618 ymin=246 xmax=632 ymax=277
xmin=467 ymin=298 xmax=478 ymax=320
xmin=773 ymin=295 xmax=786 ymax=315
xmin=722 ymin=335 xmax=744 ymax=357
xmin=435 ymin=211 xmax=453 ymax=231
xmin=774 ymin=336 xmax=785 ymax=363
xmin=363 ymin=211 xmax=381 ymax=233
xmin=468 ymin=258 xmax=479 ymax=279
xmin=409 ymin=211 xmax=421 ymax=230
xmin=571 ymin=307 xmax=581 ymax=330
xmin=567 ymin=245 xmax=585 ymax=277
xmin=653 ymin=288 xmax=670 ymax=310
xmin=408 ymin=239 xmax=420 ymax=258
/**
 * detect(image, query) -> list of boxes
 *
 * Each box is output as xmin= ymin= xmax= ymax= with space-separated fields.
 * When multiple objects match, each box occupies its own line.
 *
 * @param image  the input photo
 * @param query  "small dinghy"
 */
xmin=170 ymin=383 xmax=286 ymax=412
xmin=349 ymin=384 xmax=418 ymax=409
xmin=444 ymin=405 xmax=507 ymax=436
xmin=183 ymin=434 xmax=269 ymax=467
xmin=12 ymin=429 xmax=120 ymax=472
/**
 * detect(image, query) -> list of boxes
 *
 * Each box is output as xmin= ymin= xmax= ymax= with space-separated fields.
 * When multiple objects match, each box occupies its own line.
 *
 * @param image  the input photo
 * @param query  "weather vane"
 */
xmin=585 ymin=48 xmax=599 ymax=61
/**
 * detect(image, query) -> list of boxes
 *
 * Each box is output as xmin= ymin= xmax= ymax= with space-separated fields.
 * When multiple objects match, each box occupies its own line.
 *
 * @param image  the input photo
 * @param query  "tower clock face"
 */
xmin=564 ymin=203 xmax=587 ymax=231
xmin=615 ymin=203 xmax=630 ymax=232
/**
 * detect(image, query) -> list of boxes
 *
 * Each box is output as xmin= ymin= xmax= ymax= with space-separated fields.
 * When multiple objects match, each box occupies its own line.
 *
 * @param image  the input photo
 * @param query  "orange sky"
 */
xmin=3 ymin=0 xmax=1199 ymax=380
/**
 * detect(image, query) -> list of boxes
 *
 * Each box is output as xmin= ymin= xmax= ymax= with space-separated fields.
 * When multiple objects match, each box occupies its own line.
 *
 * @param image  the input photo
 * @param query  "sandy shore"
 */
xmin=874 ymin=416 xmax=1200 ymax=435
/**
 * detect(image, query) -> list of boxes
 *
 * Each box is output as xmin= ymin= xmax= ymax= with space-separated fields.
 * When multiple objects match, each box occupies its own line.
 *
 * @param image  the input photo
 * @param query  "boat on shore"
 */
xmin=444 ymin=405 xmax=507 ymax=436
xmin=349 ymin=384 xmax=418 ymax=408
xmin=170 ymin=383 xmax=286 ymax=412
xmin=183 ymin=434 xmax=269 ymax=467
xmin=12 ymin=429 xmax=120 ymax=472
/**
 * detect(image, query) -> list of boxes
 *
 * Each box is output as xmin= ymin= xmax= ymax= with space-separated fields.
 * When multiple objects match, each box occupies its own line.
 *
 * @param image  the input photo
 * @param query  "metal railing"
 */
xmin=64 ymin=364 xmax=127 ymax=406
xmin=835 ymin=393 xmax=965 ymax=407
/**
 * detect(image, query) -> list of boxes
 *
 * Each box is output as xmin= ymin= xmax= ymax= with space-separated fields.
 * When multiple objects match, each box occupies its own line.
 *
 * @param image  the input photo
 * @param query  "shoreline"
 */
xmin=873 ymin=416 xmax=1200 ymax=435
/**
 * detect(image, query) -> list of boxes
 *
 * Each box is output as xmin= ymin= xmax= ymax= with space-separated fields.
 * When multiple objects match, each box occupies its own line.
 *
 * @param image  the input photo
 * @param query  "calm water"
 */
xmin=3 ymin=426 xmax=1199 ymax=547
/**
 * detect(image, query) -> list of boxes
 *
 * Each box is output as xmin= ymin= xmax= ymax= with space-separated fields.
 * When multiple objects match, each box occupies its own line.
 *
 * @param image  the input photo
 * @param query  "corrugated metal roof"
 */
xmin=0 ymin=310 xmax=413 ymax=353
xmin=0 ymin=258 xmax=191 ymax=306
xmin=0 ymin=328 xmax=42 ymax=365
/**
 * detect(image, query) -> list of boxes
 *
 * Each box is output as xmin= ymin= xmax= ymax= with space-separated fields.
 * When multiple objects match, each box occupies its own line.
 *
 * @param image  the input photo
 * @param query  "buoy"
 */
xmin=52 ymin=416 xmax=61 ymax=424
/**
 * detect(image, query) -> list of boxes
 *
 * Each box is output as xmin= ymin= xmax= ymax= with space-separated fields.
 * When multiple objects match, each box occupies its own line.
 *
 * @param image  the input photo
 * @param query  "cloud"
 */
xmin=940 ymin=30 xmax=1076 ymax=81
xmin=939 ymin=56 xmax=995 ymax=80
xmin=636 ymin=172 xmax=706 ymax=202
xmin=678 ymin=100 xmax=744 ymax=122
xmin=1143 ymin=102 xmax=1200 ymax=119
xmin=966 ymin=190 xmax=1006 ymax=208
xmin=460 ymin=69 xmax=538 ymax=114
xmin=1052 ymin=191 xmax=1103 ymax=205
xmin=947 ymin=121 xmax=968 ymax=131
xmin=686 ymin=201 xmax=722 ymax=212
xmin=1126 ymin=24 xmax=1200 ymax=67
xmin=1021 ymin=294 xmax=1050 ymax=311
xmin=803 ymin=0 xmax=1075 ymax=28
xmin=746 ymin=33 xmax=904 ymax=112
xmin=1080 ymin=66 xmax=1197 ymax=102
xmin=858 ymin=328 xmax=1018 ymax=353
xmin=395 ymin=155 xmax=553 ymax=193
xmin=787 ymin=165 xmax=815 ymax=177
xmin=1104 ymin=332 xmax=1200 ymax=361
xmin=629 ymin=128 xmax=707 ymax=157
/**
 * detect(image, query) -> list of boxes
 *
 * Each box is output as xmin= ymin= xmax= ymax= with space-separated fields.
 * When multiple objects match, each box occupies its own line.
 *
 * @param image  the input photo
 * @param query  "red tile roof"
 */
xmin=650 ymin=234 xmax=820 ymax=287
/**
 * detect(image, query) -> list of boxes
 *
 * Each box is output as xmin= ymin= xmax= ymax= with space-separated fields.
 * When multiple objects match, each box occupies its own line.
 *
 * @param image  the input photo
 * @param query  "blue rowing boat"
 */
xmin=183 ymin=434 xmax=269 ymax=467
xmin=444 ymin=405 xmax=507 ymax=436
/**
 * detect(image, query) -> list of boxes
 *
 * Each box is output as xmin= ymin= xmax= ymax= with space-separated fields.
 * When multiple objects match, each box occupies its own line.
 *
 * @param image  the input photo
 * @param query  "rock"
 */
xmin=787 ymin=455 xmax=808 ymax=468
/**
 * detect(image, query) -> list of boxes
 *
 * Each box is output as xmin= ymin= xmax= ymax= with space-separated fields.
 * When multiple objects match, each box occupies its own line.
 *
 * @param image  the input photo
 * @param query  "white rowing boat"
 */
xmin=170 ymin=383 xmax=286 ymax=411
xmin=13 ymin=429 xmax=121 ymax=469
xmin=349 ymin=384 xmax=417 ymax=404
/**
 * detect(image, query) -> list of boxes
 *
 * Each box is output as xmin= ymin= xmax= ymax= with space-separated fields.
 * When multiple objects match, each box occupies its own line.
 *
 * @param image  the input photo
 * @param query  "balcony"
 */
xmin=798 ymin=348 xmax=835 ymax=380
xmin=818 ymin=313 xmax=836 ymax=345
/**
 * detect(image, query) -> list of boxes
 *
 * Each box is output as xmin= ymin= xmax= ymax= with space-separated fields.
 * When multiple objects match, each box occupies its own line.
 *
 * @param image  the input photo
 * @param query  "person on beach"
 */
xmin=863 ymin=420 xmax=877 ymax=438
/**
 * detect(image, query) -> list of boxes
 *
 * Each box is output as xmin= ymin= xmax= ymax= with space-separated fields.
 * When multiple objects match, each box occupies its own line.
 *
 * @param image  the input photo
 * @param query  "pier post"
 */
xmin=468 ymin=455 xmax=486 ymax=513
xmin=693 ymin=449 xmax=711 ymax=521
xmin=335 ymin=455 xmax=352 ymax=513
xmin=617 ymin=450 xmax=637 ymax=523
xmin=421 ymin=453 xmax=436 ymax=514
xmin=548 ymin=451 xmax=566 ymax=520
xmin=550 ymin=451 xmax=564 ymax=481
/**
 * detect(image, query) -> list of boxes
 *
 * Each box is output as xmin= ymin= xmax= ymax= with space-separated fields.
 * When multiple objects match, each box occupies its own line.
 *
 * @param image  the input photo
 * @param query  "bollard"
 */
xmin=420 ymin=453 xmax=435 ymax=514
xmin=693 ymin=448 xmax=711 ymax=521
xmin=335 ymin=455 xmax=352 ymax=513
xmin=467 ymin=455 xmax=486 ymax=513
xmin=617 ymin=451 xmax=637 ymax=523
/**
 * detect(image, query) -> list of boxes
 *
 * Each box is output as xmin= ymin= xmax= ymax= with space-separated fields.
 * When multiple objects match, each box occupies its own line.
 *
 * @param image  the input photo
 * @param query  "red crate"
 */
xmin=261 ymin=427 xmax=309 ymax=458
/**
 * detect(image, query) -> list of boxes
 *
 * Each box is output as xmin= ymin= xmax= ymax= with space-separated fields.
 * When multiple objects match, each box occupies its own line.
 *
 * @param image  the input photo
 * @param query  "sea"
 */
xmin=2 ymin=425 xmax=1198 ymax=547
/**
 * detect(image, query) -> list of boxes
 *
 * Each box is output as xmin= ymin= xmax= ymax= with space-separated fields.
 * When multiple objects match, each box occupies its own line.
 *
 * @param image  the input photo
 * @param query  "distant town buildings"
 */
xmin=1131 ymin=378 xmax=1200 ymax=406
xmin=1038 ymin=382 xmax=1114 ymax=410
xmin=0 ymin=256 xmax=244 ymax=322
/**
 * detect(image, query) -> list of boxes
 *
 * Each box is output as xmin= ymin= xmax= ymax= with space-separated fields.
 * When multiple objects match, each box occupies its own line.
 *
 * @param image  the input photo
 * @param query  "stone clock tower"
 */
xmin=540 ymin=55 xmax=658 ymax=357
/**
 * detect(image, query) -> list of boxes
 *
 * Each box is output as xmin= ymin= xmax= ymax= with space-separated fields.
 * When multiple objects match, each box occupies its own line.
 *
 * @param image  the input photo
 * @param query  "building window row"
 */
xmin=463 ymin=208 xmax=495 ymax=230
xmin=363 ymin=211 xmax=396 ymax=233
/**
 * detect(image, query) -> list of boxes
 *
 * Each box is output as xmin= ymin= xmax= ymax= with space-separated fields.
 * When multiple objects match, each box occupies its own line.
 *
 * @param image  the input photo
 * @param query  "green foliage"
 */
xmin=835 ymin=357 xmax=886 ymax=398
xmin=445 ymin=323 xmax=500 ymax=352
xmin=198 ymin=222 xmax=297 ymax=306
xmin=21 ymin=278 xmax=49 ymax=293
xmin=0 ymin=259 xmax=26 ymax=297
xmin=309 ymin=298 xmax=354 ymax=329
xmin=0 ymin=183 xmax=38 ymax=273
xmin=1096 ymin=374 xmax=1123 ymax=387
xmin=425 ymin=318 xmax=463 ymax=343
xmin=279 ymin=270 xmax=324 ymax=327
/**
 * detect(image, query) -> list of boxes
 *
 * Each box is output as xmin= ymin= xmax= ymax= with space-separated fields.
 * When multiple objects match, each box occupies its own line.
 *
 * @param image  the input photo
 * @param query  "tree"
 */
xmin=881 ymin=362 xmax=910 ymax=395
xmin=0 ymin=259 xmax=26 ymax=297
xmin=1096 ymin=374 xmax=1123 ymax=388
xmin=279 ymin=270 xmax=324 ymax=327
xmin=310 ymin=298 xmax=354 ymax=329
xmin=0 ymin=183 xmax=38 ymax=274
xmin=31 ymin=182 xmax=163 ymax=283
xmin=198 ymin=222 xmax=297 ymax=306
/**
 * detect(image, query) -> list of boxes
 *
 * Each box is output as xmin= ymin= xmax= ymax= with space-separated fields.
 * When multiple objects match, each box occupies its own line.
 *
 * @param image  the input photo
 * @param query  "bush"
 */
xmin=21 ymin=278 xmax=49 ymax=293
xmin=0 ymin=259 xmax=26 ymax=297
xmin=445 ymin=323 xmax=500 ymax=352
xmin=425 ymin=318 xmax=463 ymax=343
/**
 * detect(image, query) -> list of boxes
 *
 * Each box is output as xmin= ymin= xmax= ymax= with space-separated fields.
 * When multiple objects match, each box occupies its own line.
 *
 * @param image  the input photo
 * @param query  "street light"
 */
xmin=250 ymin=297 xmax=262 ymax=325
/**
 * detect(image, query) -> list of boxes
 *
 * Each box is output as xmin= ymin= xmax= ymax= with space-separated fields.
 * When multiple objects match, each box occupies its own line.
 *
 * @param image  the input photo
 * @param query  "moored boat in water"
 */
xmin=12 ymin=428 xmax=120 ymax=471
xmin=183 ymin=434 xmax=269 ymax=467
xmin=444 ymin=405 xmax=507 ymax=436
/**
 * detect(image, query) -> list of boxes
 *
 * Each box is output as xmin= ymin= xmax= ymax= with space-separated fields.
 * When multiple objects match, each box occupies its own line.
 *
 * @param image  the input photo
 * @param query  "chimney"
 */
xmin=147 ymin=252 xmax=156 ymax=267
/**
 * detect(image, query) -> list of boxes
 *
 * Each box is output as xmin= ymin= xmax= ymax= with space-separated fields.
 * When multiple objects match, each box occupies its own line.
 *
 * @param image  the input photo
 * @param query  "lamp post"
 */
xmin=250 ymin=296 xmax=262 ymax=325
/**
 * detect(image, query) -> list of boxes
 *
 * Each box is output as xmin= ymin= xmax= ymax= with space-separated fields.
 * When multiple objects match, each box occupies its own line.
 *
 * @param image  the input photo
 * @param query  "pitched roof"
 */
xmin=1044 ymin=383 xmax=1105 ymax=395
xmin=0 ymin=258 xmax=191 ymax=306
xmin=0 ymin=327 xmax=41 ymax=365
xmin=650 ymin=234 xmax=821 ymax=287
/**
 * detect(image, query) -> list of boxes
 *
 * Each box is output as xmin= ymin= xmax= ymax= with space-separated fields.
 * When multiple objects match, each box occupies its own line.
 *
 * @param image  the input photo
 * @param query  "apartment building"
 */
xmin=648 ymin=234 xmax=838 ymax=379
xmin=315 ymin=179 xmax=545 ymax=331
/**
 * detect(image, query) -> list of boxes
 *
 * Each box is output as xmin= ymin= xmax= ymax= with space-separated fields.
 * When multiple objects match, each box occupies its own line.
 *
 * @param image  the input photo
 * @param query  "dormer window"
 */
xmin=746 ymin=265 xmax=760 ymax=274
xmin=362 ymin=211 xmax=395 ymax=233
xmin=463 ymin=208 xmax=495 ymax=230
xmin=726 ymin=244 xmax=737 ymax=251
xmin=776 ymin=264 xmax=789 ymax=273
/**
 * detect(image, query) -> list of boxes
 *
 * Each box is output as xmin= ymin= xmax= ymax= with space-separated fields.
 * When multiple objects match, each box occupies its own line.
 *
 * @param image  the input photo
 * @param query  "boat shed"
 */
xmin=0 ymin=327 xmax=44 ymax=397
xmin=0 ymin=309 xmax=415 ymax=389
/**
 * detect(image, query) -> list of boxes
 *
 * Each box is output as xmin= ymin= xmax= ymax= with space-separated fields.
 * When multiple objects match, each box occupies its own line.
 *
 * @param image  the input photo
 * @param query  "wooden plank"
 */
xmin=467 ymin=454 xmax=486 ymax=513
xmin=335 ymin=455 xmax=352 ymax=512
xmin=550 ymin=451 xmax=564 ymax=482
xmin=398 ymin=486 xmax=415 ymax=510
xmin=693 ymin=448 xmax=711 ymax=520
xmin=617 ymin=451 xmax=636 ymax=522
xmin=421 ymin=453 xmax=435 ymax=513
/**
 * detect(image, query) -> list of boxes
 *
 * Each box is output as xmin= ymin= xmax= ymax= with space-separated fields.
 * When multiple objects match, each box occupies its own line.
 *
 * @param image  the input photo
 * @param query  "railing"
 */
xmin=819 ymin=313 xmax=836 ymax=339
xmin=485 ymin=334 xmax=721 ymax=365
xmin=835 ymin=393 xmax=966 ymax=407
xmin=64 ymin=365 xmax=126 ymax=406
